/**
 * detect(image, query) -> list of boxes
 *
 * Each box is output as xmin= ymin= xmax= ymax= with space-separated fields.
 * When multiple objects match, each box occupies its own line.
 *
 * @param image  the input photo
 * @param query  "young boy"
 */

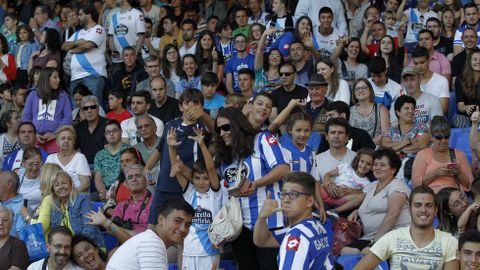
xmin=458 ymin=178 xmax=480 ymax=234
xmin=167 ymin=125 xmax=222 ymax=270
xmin=201 ymin=71 xmax=225 ymax=119
xmin=146 ymin=88 xmax=215 ymax=226
xmin=224 ymin=93 xmax=248 ymax=110
xmin=383 ymin=11 xmax=398 ymax=38
xmin=253 ymin=172 xmax=334 ymax=269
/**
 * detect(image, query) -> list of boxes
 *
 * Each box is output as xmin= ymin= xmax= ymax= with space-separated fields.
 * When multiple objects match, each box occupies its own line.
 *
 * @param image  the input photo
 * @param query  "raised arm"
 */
xmin=268 ymin=99 xmax=306 ymax=133
xmin=470 ymin=107 xmax=480 ymax=160
xmin=255 ymin=28 xmax=276 ymax=71
xmin=166 ymin=128 xmax=189 ymax=190
xmin=189 ymin=127 xmax=220 ymax=190
xmin=253 ymin=191 xmax=281 ymax=248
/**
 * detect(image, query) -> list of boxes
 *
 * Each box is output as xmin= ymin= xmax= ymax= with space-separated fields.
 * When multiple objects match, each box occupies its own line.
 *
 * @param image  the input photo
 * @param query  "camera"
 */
xmin=112 ymin=216 xmax=133 ymax=230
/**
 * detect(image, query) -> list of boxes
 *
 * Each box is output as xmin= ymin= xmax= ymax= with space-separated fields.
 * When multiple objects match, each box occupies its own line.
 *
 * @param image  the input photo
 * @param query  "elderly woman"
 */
xmin=0 ymin=206 xmax=29 ymax=270
xmin=436 ymin=187 xmax=468 ymax=236
xmin=34 ymin=171 xmax=104 ymax=248
xmin=341 ymin=148 xmax=411 ymax=255
xmin=17 ymin=146 xmax=43 ymax=212
xmin=412 ymin=116 xmax=473 ymax=193
xmin=45 ymin=125 xmax=90 ymax=192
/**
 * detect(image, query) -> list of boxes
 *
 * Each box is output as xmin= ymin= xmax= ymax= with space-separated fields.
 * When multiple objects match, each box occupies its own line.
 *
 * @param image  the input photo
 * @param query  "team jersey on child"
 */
xmin=281 ymin=138 xmax=315 ymax=173
xmin=274 ymin=217 xmax=334 ymax=270
xmin=333 ymin=163 xmax=371 ymax=190
xmin=182 ymin=183 xmax=222 ymax=256
xmin=221 ymin=132 xmax=287 ymax=230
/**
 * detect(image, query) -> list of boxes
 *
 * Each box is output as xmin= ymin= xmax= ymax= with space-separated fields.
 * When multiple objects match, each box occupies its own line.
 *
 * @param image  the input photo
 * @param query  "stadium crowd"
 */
xmin=2 ymin=0 xmax=480 ymax=269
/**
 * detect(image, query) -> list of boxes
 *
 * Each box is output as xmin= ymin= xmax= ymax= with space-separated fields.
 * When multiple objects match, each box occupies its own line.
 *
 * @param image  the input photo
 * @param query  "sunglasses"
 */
xmin=433 ymin=134 xmax=450 ymax=140
xmin=82 ymin=104 xmax=98 ymax=111
xmin=280 ymin=72 xmax=294 ymax=77
xmin=215 ymin=124 xmax=231 ymax=134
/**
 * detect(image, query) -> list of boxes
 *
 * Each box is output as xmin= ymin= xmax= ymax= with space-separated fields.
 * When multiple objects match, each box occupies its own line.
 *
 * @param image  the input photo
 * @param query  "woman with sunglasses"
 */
xmin=412 ymin=116 xmax=473 ymax=193
xmin=214 ymin=107 xmax=289 ymax=270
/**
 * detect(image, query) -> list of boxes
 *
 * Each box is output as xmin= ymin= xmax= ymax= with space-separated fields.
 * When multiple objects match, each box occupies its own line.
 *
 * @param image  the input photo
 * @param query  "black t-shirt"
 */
xmin=75 ymin=117 xmax=107 ymax=164
xmin=452 ymin=50 xmax=467 ymax=78
xmin=317 ymin=126 xmax=376 ymax=154
xmin=271 ymin=85 xmax=308 ymax=113
xmin=434 ymin=36 xmax=453 ymax=57
xmin=455 ymin=76 xmax=480 ymax=116
xmin=148 ymin=96 xmax=182 ymax=125
xmin=0 ymin=236 xmax=29 ymax=270
xmin=112 ymin=63 xmax=149 ymax=96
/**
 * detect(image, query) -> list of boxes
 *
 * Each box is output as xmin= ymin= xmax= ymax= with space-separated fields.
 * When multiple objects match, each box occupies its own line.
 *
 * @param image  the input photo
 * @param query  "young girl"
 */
xmin=14 ymin=25 xmax=39 ymax=84
xmin=321 ymin=148 xmax=374 ymax=215
xmin=106 ymin=91 xmax=132 ymax=124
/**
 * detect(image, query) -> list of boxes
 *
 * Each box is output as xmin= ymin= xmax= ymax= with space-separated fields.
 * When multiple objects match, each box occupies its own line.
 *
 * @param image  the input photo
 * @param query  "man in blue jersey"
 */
xmin=253 ymin=172 xmax=334 ymax=270
xmin=225 ymin=34 xmax=255 ymax=94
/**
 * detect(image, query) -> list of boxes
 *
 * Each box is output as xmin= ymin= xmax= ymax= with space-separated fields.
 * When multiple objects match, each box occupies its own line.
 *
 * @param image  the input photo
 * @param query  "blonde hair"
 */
xmin=225 ymin=93 xmax=247 ymax=109
xmin=50 ymin=171 xmax=78 ymax=210
xmin=55 ymin=125 xmax=77 ymax=142
xmin=40 ymin=163 xmax=63 ymax=197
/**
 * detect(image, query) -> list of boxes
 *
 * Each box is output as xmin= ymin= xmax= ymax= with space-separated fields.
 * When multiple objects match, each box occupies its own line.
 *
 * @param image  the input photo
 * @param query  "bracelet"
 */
xmin=23 ymin=215 xmax=31 ymax=223
xmin=110 ymin=223 xmax=118 ymax=233
xmin=105 ymin=220 xmax=113 ymax=231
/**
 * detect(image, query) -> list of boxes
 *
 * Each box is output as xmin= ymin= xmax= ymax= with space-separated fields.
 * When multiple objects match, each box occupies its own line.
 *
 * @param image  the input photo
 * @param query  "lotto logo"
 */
xmin=266 ymin=135 xmax=278 ymax=145
xmin=286 ymin=236 xmax=300 ymax=251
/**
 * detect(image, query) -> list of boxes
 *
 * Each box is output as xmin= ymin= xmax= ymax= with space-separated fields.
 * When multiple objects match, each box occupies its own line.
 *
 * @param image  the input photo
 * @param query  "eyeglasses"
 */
xmin=215 ymin=124 xmax=231 ymax=134
xmin=105 ymin=129 xmax=120 ymax=135
xmin=280 ymin=72 xmax=294 ymax=77
xmin=354 ymin=86 xmax=369 ymax=91
xmin=277 ymin=191 xmax=311 ymax=200
xmin=82 ymin=105 xmax=98 ymax=111
xmin=433 ymin=134 xmax=450 ymax=140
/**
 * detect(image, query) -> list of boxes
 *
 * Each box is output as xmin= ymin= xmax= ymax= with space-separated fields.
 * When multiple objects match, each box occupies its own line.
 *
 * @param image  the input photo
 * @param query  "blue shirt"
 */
xmin=1 ymin=195 xmax=27 ymax=236
xmin=280 ymin=138 xmax=315 ymax=173
xmin=225 ymin=53 xmax=255 ymax=92
xmin=2 ymin=147 xmax=49 ymax=172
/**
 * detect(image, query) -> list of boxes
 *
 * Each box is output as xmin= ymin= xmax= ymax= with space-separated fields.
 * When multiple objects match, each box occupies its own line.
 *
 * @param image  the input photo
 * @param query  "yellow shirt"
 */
xmin=33 ymin=195 xmax=73 ymax=237
xmin=158 ymin=31 xmax=183 ymax=51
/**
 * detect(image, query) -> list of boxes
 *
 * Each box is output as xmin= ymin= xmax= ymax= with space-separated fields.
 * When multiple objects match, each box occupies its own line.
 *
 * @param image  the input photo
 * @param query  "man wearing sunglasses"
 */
xmin=75 ymin=95 xmax=107 ymax=169
xmin=253 ymin=172 xmax=334 ymax=270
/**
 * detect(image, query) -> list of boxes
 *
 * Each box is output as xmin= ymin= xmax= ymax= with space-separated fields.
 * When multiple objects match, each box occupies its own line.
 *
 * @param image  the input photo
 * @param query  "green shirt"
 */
xmin=94 ymin=144 xmax=129 ymax=188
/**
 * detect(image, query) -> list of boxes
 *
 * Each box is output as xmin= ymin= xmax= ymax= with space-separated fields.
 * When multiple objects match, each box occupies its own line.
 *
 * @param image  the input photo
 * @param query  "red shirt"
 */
xmin=106 ymin=109 xmax=133 ymax=123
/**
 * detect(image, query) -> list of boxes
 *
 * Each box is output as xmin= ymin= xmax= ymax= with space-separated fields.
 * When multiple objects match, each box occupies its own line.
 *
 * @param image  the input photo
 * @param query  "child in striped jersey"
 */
xmin=168 ymin=126 xmax=222 ymax=270
xmin=281 ymin=112 xmax=315 ymax=173
xmin=320 ymin=148 xmax=374 ymax=215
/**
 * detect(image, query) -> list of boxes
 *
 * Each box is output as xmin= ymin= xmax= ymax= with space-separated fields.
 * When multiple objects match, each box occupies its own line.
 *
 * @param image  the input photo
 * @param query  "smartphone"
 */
xmin=447 ymin=163 xmax=456 ymax=170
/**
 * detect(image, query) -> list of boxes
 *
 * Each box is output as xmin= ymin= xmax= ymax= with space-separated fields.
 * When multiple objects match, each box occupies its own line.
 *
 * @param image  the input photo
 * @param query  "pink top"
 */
xmin=411 ymin=147 xmax=473 ymax=193
xmin=112 ymin=191 xmax=153 ymax=232
xmin=408 ymin=51 xmax=451 ymax=77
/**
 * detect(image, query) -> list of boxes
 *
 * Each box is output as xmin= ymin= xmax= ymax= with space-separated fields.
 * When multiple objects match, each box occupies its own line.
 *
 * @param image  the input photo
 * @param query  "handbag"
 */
xmin=208 ymin=196 xmax=243 ymax=248
xmin=227 ymin=159 xmax=250 ymax=197
xmin=19 ymin=223 xmax=49 ymax=262
xmin=332 ymin=217 xmax=363 ymax=256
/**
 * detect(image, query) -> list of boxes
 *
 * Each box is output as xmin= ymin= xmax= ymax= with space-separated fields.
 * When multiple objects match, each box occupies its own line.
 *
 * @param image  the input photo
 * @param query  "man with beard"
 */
xmin=354 ymin=186 xmax=459 ymax=270
xmin=179 ymin=20 xmax=197 ymax=58
xmin=27 ymin=226 xmax=83 ymax=270
xmin=62 ymin=5 xmax=107 ymax=105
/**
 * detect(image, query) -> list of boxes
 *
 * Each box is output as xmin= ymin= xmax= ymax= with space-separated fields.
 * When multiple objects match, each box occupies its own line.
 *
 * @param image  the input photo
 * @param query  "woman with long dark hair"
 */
xmin=0 ymin=110 xmax=20 ymax=168
xmin=22 ymin=67 xmax=72 ymax=153
xmin=454 ymin=50 xmax=480 ymax=127
xmin=0 ymin=33 xmax=16 ymax=84
xmin=214 ymin=107 xmax=289 ymax=270
xmin=72 ymin=234 xmax=108 ymax=270
xmin=174 ymin=54 xmax=201 ymax=98
xmin=161 ymin=44 xmax=182 ymax=84
xmin=332 ymin=38 xmax=368 ymax=89
xmin=194 ymin=31 xmax=224 ymax=82
xmin=254 ymin=27 xmax=283 ymax=93
xmin=436 ymin=187 xmax=468 ymax=236
xmin=28 ymin=28 xmax=61 ymax=73
xmin=377 ymin=34 xmax=405 ymax=83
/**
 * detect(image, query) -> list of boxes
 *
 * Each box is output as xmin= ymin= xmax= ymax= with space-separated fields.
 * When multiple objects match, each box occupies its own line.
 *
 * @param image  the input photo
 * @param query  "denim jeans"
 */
xmin=70 ymin=75 xmax=106 ymax=106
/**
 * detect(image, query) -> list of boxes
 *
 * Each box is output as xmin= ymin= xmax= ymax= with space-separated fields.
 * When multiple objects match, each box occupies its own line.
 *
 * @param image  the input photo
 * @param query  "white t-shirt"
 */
xmin=106 ymin=229 xmax=168 ymax=270
xmin=108 ymin=8 xmax=146 ymax=63
xmin=68 ymin=24 xmax=107 ymax=81
xmin=371 ymin=226 xmax=458 ymax=269
xmin=327 ymin=79 xmax=350 ymax=105
xmin=311 ymin=148 xmax=357 ymax=182
xmin=179 ymin=42 xmax=197 ymax=58
xmin=142 ymin=5 xmax=161 ymax=33
xmin=18 ymin=168 xmax=42 ymax=211
xmin=333 ymin=163 xmax=371 ymax=190
xmin=390 ymin=92 xmax=444 ymax=125
xmin=368 ymin=77 xmax=403 ymax=102
xmin=403 ymin=8 xmax=438 ymax=43
xmin=45 ymin=152 xmax=91 ymax=188
xmin=141 ymin=37 xmax=161 ymax=59
xmin=421 ymin=72 xmax=450 ymax=99
xmin=313 ymin=27 xmax=340 ymax=57
xmin=28 ymin=258 xmax=83 ymax=270
xmin=121 ymin=114 xmax=164 ymax=145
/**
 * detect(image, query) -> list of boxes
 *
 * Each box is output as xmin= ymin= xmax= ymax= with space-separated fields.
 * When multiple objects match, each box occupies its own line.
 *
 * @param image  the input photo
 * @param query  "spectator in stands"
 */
xmin=3 ymin=122 xmax=48 ymax=172
xmin=457 ymin=179 xmax=480 ymax=234
xmin=201 ymin=71 xmax=224 ymax=119
xmin=140 ymin=17 xmax=160 ymax=60
xmin=105 ymin=198 xmax=194 ymax=270
xmin=121 ymin=90 xmax=164 ymax=146
xmin=107 ymin=0 xmax=145 ymax=73
xmin=179 ymin=19 xmax=197 ymax=58
xmin=28 ymin=4 xmax=60 ymax=42
xmin=2 ymin=12 xmax=19 ymax=54
xmin=399 ymin=0 xmax=438 ymax=54
xmin=453 ymin=3 xmax=480 ymax=55
xmin=354 ymin=185 xmax=459 ymax=270
xmin=342 ymin=148 xmax=410 ymax=255
xmin=11 ymin=84 xmax=27 ymax=118
xmin=426 ymin=17 xmax=453 ymax=58
xmin=35 ymin=170 xmax=104 ymax=247
xmin=436 ymin=187 xmax=468 ymax=236
xmin=377 ymin=33 xmax=405 ymax=83
xmin=75 ymin=96 xmax=107 ymax=167
xmin=441 ymin=9 xmax=457 ymax=39
xmin=71 ymin=234 xmax=107 ymax=270
xmin=455 ymin=49 xmax=480 ymax=127
xmin=17 ymin=146 xmax=43 ymax=212
xmin=415 ymin=29 xmax=451 ymax=80
xmin=458 ymin=230 xmax=480 ymax=270
xmin=391 ymin=66 xmax=443 ymax=126
xmin=175 ymin=54 xmax=201 ymax=98
xmin=112 ymin=46 xmax=148 ymax=97
xmin=161 ymin=44 xmax=182 ymax=85
xmin=254 ymin=28 xmax=282 ymax=93
xmin=0 ymin=171 xmax=28 ymax=236
xmin=471 ymin=108 xmax=480 ymax=177
xmin=134 ymin=115 xmax=160 ymax=192
xmin=62 ymin=5 xmax=107 ymax=105
xmin=0 ymin=206 xmax=29 ymax=270
xmin=248 ymin=0 xmax=267 ymax=25
xmin=452 ymin=28 xmax=478 ymax=87
xmin=27 ymin=226 xmax=83 ymax=270
xmin=254 ymin=172 xmax=334 ymax=269
xmin=45 ymin=125 xmax=90 ymax=192
xmin=14 ymin=25 xmax=39 ymax=83
xmin=0 ymin=110 xmax=20 ymax=168
xmin=233 ymin=8 xmax=251 ymax=38
xmin=350 ymin=79 xmax=390 ymax=145
xmin=313 ymin=7 xmax=342 ymax=58
xmin=289 ymin=40 xmax=314 ymax=88
xmin=94 ymin=119 xmax=129 ymax=200
xmin=71 ymin=85 xmax=106 ymax=126
xmin=28 ymin=28 xmax=61 ymax=72
xmin=411 ymin=46 xmax=449 ymax=114
xmin=195 ymin=31 xmax=224 ymax=83
xmin=148 ymin=76 xmax=181 ymax=124
xmin=225 ymin=33 xmax=255 ymax=93
xmin=158 ymin=15 xmax=183 ymax=55
xmin=215 ymin=21 xmax=234 ymax=62
xmin=0 ymin=34 xmax=16 ymax=84
xmin=331 ymin=38 xmax=369 ymax=89
xmin=22 ymin=67 xmax=72 ymax=153
xmin=238 ymin=68 xmax=255 ymax=98
xmin=137 ymin=55 xmax=175 ymax=96
xmin=106 ymin=91 xmax=133 ymax=124
xmin=367 ymin=56 xmax=402 ymax=109
xmin=215 ymin=107 xmax=289 ymax=270
xmin=360 ymin=21 xmax=388 ymax=57
xmin=412 ymin=116 xmax=473 ymax=193
xmin=344 ymin=0 xmax=370 ymax=38
xmin=295 ymin=0 xmax=347 ymax=36
xmin=246 ymin=92 xmax=275 ymax=130
xmin=316 ymin=57 xmax=350 ymax=105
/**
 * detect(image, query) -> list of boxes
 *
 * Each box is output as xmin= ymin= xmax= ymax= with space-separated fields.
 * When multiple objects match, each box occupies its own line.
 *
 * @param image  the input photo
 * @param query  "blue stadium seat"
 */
xmin=103 ymin=232 xmax=118 ymax=252
xmin=447 ymin=91 xmax=458 ymax=123
xmin=335 ymin=254 xmax=389 ymax=270
xmin=449 ymin=128 xmax=472 ymax=163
